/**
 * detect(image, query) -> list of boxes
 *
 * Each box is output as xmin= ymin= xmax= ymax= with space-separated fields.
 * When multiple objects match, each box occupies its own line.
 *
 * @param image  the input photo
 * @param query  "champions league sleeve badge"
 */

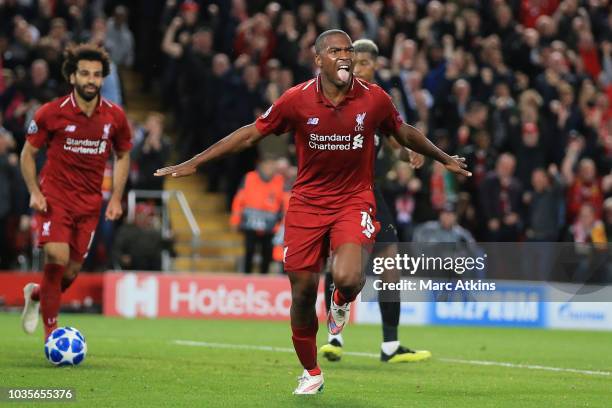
xmin=27 ymin=120 xmax=39 ymax=134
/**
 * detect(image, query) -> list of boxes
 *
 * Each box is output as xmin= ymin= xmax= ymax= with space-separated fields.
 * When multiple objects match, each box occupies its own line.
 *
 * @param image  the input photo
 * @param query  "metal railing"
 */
xmin=127 ymin=189 xmax=201 ymax=271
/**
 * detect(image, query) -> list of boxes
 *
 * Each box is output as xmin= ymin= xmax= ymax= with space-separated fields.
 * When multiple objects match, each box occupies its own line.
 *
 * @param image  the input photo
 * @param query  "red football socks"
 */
xmin=307 ymin=366 xmax=322 ymax=376
xmin=61 ymin=275 xmax=76 ymax=292
xmin=291 ymin=321 xmax=319 ymax=371
xmin=333 ymin=288 xmax=353 ymax=306
xmin=40 ymin=263 xmax=65 ymax=339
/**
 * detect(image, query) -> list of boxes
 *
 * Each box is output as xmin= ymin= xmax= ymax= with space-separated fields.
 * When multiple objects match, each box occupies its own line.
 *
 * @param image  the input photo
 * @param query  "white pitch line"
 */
xmin=437 ymin=358 xmax=611 ymax=377
xmin=172 ymin=340 xmax=611 ymax=377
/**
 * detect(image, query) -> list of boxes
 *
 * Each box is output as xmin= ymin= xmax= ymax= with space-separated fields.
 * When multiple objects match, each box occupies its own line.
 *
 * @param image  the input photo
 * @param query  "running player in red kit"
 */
xmin=155 ymin=30 xmax=470 ymax=394
xmin=20 ymin=44 xmax=132 ymax=340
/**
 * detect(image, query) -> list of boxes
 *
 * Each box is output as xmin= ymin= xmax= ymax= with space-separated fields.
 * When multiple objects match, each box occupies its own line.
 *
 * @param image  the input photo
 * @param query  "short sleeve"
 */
xmin=113 ymin=110 xmax=133 ymax=153
xmin=26 ymin=104 xmax=51 ymax=148
xmin=376 ymin=88 xmax=404 ymax=136
xmin=254 ymin=90 xmax=294 ymax=136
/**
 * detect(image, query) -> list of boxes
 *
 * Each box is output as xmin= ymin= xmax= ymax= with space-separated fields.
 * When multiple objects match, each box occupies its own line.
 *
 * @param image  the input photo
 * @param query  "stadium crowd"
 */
xmin=159 ymin=0 xmax=612 ymax=274
xmin=0 ymin=0 xmax=611 ymax=272
xmin=0 ymin=0 xmax=149 ymax=269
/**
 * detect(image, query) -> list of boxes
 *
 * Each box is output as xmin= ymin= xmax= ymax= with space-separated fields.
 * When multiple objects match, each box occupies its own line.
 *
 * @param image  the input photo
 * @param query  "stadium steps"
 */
xmin=163 ymin=175 xmax=244 ymax=272
xmin=173 ymin=256 xmax=237 ymax=273
xmin=122 ymin=69 xmax=243 ymax=273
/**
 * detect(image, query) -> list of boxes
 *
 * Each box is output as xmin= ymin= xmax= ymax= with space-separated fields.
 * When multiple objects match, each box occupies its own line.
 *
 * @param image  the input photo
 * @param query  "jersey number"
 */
xmin=360 ymin=211 xmax=375 ymax=239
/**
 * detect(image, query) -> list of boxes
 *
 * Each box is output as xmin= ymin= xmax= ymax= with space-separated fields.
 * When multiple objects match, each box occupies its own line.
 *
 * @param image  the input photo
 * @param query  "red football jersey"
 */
xmin=27 ymin=92 xmax=132 ymax=214
xmin=255 ymin=75 xmax=403 ymax=210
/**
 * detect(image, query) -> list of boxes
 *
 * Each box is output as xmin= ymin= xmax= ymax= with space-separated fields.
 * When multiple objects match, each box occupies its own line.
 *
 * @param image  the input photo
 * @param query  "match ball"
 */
xmin=44 ymin=327 xmax=87 ymax=366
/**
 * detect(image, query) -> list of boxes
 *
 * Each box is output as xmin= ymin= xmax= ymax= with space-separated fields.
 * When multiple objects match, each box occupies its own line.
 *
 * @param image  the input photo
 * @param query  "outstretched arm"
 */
xmin=391 ymin=123 xmax=471 ymax=177
xmin=154 ymin=123 xmax=265 ymax=177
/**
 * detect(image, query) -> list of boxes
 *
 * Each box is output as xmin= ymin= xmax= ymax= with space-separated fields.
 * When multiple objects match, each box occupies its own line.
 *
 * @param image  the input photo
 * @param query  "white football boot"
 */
xmin=293 ymin=370 xmax=324 ymax=395
xmin=327 ymin=290 xmax=350 ymax=335
xmin=21 ymin=283 xmax=40 ymax=334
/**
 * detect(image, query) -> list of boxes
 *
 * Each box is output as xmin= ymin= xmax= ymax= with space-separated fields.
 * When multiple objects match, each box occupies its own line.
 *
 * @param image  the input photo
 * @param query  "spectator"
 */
xmin=230 ymin=157 xmax=284 ymax=274
xmin=233 ymin=13 xmax=276 ymax=73
xmin=112 ymin=203 xmax=172 ymax=271
xmin=224 ymin=61 xmax=266 ymax=208
xmin=412 ymin=160 xmax=457 ymax=223
xmin=434 ymin=78 xmax=472 ymax=149
xmin=510 ymin=106 xmax=549 ymax=188
xmin=131 ymin=112 xmax=171 ymax=191
xmin=177 ymin=26 xmax=215 ymax=160
xmin=382 ymin=161 xmax=420 ymax=242
xmin=0 ymin=128 xmax=17 ymax=268
xmin=105 ymin=5 xmax=134 ymax=68
xmin=604 ymin=197 xmax=612 ymax=242
xmin=480 ymin=153 xmax=524 ymax=241
xmin=459 ymin=130 xmax=498 ymax=196
xmin=567 ymin=203 xmax=607 ymax=245
xmin=524 ymin=166 xmax=565 ymax=241
xmin=562 ymin=138 xmax=604 ymax=223
xmin=413 ymin=202 xmax=476 ymax=244
xmin=160 ymin=1 xmax=202 ymax=110
xmin=24 ymin=58 xmax=58 ymax=105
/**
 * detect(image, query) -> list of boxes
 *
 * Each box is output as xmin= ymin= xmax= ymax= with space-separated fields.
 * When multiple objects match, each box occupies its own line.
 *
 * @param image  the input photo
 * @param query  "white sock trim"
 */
xmin=328 ymin=333 xmax=343 ymax=346
xmin=381 ymin=340 xmax=400 ymax=355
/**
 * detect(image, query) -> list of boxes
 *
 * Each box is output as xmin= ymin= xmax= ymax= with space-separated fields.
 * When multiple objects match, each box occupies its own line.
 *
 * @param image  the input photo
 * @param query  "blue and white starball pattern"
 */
xmin=44 ymin=327 xmax=87 ymax=366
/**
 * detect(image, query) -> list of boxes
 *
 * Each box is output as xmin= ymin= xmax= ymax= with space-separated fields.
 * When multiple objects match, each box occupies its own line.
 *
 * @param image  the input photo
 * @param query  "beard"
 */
xmin=74 ymin=83 xmax=100 ymax=102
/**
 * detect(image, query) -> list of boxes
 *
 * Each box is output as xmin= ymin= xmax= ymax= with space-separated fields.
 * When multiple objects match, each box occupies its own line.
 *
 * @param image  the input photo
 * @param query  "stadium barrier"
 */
xmin=1 ymin=272 xmax=610 ymax=330
xmin=103 ymin=272 xmax=330 ymax=321
xmin=0 ymin=272 xmax=103 ymax=307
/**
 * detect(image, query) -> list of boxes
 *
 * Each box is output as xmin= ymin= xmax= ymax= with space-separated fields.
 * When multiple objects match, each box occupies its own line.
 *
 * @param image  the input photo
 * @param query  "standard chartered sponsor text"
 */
xmin=63 ymin=137 xmax=103 ymax=154
xmin=309 ymin=133 xmax=354 ymax=150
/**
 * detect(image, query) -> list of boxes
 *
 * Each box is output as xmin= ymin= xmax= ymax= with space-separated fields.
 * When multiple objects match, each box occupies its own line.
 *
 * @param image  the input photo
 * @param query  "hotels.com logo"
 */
xmin=113 ymin=274 xmax=326 ymax=319
xmin=116 ymin=274 xmax=159 ymax=318
xmin=169 ymin=282 xmax=295 ymax=317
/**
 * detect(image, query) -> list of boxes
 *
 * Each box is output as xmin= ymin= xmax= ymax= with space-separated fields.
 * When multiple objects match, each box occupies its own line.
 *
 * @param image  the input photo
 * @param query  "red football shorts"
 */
xmin=34 ymin=202 xmax=99 ymax=263
xmin=283 ymin=201 xmax=380 ymax=273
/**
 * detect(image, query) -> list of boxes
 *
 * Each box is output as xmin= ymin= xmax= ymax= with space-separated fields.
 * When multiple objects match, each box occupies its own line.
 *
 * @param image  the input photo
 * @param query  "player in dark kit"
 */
xmin=320 ymin=39 xmax=432 ymax=364
xmin=155 ymin=30 xmax=470 ymax=394
xmin=20 ymin=44 xmax=132 ymax=340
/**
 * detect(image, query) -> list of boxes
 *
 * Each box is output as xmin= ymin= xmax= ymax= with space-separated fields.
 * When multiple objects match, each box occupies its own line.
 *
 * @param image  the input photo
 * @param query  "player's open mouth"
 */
xmin=337 ymin=64 xmax=351 ymax=82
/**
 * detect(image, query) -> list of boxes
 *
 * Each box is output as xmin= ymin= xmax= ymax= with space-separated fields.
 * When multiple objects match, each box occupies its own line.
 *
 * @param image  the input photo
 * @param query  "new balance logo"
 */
xmin=42 ymin=221 xmax=51 ymax=236
xmin=352 ymin=134 xmax=364 ymax=149
xmin=307 ymin=117 xmax=319 ymax=125
xmin=65 ymin=125 xmax=76 ymax=132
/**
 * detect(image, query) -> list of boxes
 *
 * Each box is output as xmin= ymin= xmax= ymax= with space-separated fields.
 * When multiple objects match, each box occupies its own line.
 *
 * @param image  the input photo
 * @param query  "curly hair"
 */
xmin=61 ymin=43 xmax=111 ymax=81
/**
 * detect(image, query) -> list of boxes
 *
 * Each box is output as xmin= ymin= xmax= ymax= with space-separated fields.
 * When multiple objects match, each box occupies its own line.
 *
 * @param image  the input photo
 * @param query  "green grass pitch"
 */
xmin=0 ymin=312 xmax=610 ymax=407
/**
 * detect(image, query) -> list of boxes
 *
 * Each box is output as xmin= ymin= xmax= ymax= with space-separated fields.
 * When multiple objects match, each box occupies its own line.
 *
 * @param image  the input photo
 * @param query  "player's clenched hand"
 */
xmin=154 ymin=162 xmax=197 ymax=178
xmin=29 ymin=191 xmax=47 ymax=213
xmin=444 ymin=155 xmax=471 ymax=177
xmin=105 ymin=198 xmax=123 ymax=221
